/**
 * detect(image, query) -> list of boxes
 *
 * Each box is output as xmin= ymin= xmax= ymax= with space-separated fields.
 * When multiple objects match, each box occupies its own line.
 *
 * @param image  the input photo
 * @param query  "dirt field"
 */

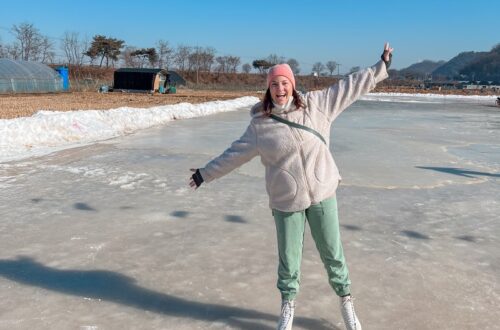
xmin=0 ymin=90 xmax=261 ymax=120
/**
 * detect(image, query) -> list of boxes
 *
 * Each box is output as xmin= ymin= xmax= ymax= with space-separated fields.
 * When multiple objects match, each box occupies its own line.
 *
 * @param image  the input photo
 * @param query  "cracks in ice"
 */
xmin=36 ymin=164 xmax=169 ymax=191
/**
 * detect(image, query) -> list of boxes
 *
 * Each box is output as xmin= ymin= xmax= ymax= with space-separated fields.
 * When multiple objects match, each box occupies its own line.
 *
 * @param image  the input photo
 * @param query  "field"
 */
xmin=0 ymin=89 xmax=260 ymax=120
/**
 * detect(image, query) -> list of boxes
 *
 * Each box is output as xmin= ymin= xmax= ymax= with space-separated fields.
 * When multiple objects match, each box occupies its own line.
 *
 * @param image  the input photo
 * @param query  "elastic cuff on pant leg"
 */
xmin=335 ymin=285 xmax=351 ymax=297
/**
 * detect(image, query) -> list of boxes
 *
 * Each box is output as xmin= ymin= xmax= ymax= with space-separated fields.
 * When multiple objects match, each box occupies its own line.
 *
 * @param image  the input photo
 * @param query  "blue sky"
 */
xmin=0 ymin=0 xmax=498 ymax=74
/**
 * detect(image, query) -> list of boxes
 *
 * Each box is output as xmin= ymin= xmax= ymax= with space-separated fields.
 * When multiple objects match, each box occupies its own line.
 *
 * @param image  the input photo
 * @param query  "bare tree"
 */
xmin=242 ymin=63 xmax=252 ymax=73
xmin=187 ymin=56 xmax=196 ymax=73
xmin=287 ymin=58 xmax=300 ymax=75
xmin=267 ymin=54 xmax=286 ymax=65
xmin=174 ymin=44 xmax=192 ymax=71
xmin=0 ymin=41 xmax=5 ymax=58
xmin=226 ymin=56 xmax=241 ymax=73
xmin=11 ymin=23 xmax=54 ymax=62
xmin=79 ymin=36 xmax=90 ymax=65
xmin=199 ymin=47 xmax=215 ymax=72
xmin=156 ymin=39 xmax=174 ymax=69
xmin=3 ymin=44 xmax=21 ymax=59
xmin=326 ymin=61 xmax=338 ymax=76
xmin=312 ymin=62 xmax=325 ymax=75
xmin=188 ymin=46 xmax=202 ymax=72
xmin=37 ymin=36 xmax=55 ymax=63
xmin=215 ymin=56 xmax=228 ymax=73
xmin=61 ymin=32 xmax=87 ymax=66
xmin=62 ymin=32 xmax=77 ymax=65
xmin=11 ymin=23 xmax=38 ymax=61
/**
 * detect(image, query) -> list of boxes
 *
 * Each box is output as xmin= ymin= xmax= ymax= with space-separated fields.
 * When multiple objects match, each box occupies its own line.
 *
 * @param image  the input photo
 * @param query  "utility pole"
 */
xmin=196 ymin=46 xmax=199 ymax=85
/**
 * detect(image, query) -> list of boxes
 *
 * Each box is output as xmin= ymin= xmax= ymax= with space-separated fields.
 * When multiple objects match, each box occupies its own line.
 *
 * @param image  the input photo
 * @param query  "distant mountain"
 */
xmin=459 ymin=44 xmax=500 ymax=82
xmin=390 ymin=43 xmax=500 ymax=82
xmin=432 ymin=51 xmax=489 ymax=80
xmin=391 ymin=60 xmax=446 ymax=80
xmin=398 ymin=60 xmax=446 ymax=79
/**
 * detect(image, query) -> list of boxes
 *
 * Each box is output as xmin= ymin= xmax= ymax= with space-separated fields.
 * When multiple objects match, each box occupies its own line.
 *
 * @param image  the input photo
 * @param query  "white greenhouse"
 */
xmin=0 ymin=59 xmax=64 ymax=93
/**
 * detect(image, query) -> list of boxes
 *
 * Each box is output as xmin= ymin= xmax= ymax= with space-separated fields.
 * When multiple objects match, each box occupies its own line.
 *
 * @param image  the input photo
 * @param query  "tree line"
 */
xmin=0 ymin=22 xmax=345 ymax=76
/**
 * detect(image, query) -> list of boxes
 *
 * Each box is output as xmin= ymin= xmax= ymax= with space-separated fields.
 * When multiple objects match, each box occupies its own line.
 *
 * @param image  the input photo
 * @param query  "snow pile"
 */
xmin=0 ymin=96 xmax=259 ymax=163
xmin=361 ymin=92 xmax=497 ymax=104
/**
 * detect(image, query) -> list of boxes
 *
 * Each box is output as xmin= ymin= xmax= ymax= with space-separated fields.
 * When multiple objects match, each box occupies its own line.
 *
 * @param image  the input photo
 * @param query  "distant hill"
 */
xmin=459 ymin=44 xmax=500 ymax=82
xmin=389 ymin=43 xmax=500 ymax=82
xmin=397 ymin=60 xmax=446 ymax=79
xmin=432 ymin=51 xmax=489 ymax=80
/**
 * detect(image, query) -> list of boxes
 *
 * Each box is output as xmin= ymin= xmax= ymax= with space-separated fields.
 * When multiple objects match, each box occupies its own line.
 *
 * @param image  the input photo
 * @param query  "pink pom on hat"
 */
xmin=267 ymin=63 xmax=295 ymax=89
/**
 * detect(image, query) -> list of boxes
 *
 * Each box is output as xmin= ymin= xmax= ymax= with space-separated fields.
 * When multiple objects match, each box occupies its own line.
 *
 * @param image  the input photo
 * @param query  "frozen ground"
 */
xmin=0 ymin=96 xmax=499 ymax=329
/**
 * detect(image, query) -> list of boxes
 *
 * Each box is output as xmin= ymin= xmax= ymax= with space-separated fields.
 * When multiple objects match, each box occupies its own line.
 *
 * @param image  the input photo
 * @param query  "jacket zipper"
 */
xmin=287 ymin=125 xmax=314 ymax=203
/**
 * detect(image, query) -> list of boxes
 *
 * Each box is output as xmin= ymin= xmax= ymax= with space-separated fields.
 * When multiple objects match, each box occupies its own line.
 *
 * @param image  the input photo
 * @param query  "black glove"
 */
xmin=381 ymin=52 xmax=392 ymax=69
xmin=191 ymin=169 xmax=204 ymax=187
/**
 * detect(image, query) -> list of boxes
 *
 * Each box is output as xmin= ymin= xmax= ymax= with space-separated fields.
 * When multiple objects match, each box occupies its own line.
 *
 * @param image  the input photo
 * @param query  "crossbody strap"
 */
xmin=269 ymin=114 xmax=327 ymax=145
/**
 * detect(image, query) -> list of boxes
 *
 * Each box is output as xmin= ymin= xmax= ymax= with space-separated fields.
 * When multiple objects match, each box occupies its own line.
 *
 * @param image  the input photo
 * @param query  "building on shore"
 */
xmin=0 ymin=59 xmax=65 ymax=94
xmin=113 ymin=68 xmax=185 ymax=93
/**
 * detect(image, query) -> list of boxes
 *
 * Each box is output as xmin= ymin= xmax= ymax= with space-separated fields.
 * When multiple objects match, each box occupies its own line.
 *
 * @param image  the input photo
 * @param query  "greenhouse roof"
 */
xmin=0 ymin=59 xmax=60 ymax=79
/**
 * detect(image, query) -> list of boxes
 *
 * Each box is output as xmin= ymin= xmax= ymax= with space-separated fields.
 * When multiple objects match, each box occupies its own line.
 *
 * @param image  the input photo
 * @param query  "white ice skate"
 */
xmin=277 ymin=299 xmax=295 ymax=330
xmin=340 ymin=295 xmax=362 ymax=330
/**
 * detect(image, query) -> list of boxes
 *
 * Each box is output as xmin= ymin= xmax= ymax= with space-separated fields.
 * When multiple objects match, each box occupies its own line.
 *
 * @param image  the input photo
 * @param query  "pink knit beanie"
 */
xmin=267 ymin=63 xmax=295 ymax=89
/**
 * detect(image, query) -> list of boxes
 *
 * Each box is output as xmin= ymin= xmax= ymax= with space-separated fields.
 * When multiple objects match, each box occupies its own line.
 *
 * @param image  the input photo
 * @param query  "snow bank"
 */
xmin=0 ymin=96 xmax=259 ymax=163
xmin=362 ymin=92 xmax=497 ymax=104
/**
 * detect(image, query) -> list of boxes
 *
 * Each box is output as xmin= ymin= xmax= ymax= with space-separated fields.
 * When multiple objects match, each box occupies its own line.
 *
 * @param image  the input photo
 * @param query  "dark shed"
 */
xmin=114 ymin=68 xmax=164 ymax=91
xmin=113 ymin=68 xmax=185 ymax=92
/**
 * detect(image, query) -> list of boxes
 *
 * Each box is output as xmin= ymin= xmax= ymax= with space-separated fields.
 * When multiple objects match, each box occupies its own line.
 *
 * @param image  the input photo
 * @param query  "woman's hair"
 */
xmin=262 ymin=89 xmax=304 ymax=116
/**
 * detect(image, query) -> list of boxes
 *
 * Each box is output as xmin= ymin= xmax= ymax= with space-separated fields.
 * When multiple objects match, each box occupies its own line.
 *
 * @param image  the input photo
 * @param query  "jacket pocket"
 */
xmin=266 ymin=167 xmax=298 ymax=204
xmin=313 ymin=149 xmax=333 ymax=183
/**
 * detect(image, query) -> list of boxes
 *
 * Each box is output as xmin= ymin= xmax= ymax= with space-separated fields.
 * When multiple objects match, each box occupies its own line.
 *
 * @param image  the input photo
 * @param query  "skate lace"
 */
xmin=341 ymin=296 xmax=358 ymax=330
xmin=278 ymin=300 xmax=294 ymax=329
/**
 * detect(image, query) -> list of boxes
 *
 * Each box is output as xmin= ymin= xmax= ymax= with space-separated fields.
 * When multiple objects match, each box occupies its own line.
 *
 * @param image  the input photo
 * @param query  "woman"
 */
xmin=190 ymin=43 xmax=393 ymax=330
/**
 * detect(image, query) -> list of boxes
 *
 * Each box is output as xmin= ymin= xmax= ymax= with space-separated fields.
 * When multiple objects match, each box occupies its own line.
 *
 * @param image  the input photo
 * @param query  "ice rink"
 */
xmin=1 ymin=97 xmax=499 ymax=329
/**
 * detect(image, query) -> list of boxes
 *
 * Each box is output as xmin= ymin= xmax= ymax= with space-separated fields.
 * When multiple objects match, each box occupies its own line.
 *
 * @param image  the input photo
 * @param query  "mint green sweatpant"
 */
xmin=273 ymin=197 xmax=351 ymax=300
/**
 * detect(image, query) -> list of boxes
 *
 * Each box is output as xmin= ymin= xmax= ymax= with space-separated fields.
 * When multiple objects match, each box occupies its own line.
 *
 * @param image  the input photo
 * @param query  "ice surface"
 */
xmin=0 ymin=95 xmax=499 ymax=329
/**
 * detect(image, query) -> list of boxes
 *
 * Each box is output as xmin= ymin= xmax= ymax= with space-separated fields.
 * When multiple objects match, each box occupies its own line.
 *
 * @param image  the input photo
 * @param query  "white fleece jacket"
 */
xmin=199 ymin=60 xmax=389 ymax=212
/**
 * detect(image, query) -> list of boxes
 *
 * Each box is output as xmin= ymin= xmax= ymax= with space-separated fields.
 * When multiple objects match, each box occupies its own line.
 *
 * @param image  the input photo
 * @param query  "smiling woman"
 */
xmin=268 ymin=64 xmax=295 ymax=105
xmin=270 ymin=76 xmax=292 ymax=105
xmin=190 ymin=43 xmax=394 ymax=330
xmin=262 ymin=64 xmax=304 ymax=116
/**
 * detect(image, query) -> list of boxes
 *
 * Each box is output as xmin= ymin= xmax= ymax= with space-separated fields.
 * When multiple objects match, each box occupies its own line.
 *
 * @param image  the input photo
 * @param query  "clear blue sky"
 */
xmin=0 ymin=0 xmax=498 ymax=74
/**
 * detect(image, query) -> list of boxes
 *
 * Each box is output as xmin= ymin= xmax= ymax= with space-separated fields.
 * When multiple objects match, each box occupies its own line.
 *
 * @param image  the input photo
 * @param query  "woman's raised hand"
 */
xmin=382 ymin=42 xmax=394 ymax=62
